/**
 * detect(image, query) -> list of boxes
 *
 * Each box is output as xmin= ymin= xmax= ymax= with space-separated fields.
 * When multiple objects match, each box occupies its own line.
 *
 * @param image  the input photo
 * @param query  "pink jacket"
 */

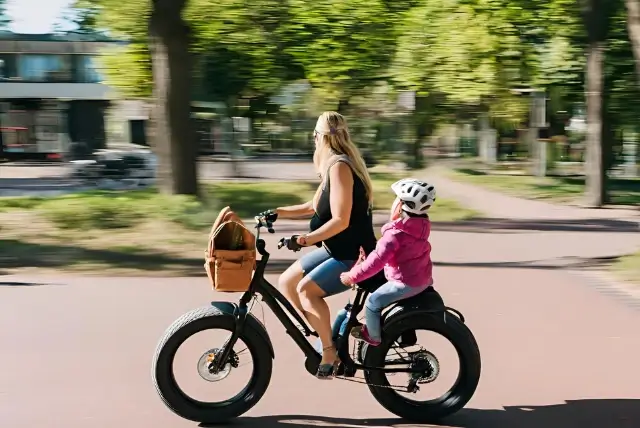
xmin=348 ymin=217 xmax=432 ymax=288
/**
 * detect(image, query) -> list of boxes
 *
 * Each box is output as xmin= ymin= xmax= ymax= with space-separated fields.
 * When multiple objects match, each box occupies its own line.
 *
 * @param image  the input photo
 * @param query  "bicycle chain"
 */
xmin=335 ymin=374 xmax=409 ymax=391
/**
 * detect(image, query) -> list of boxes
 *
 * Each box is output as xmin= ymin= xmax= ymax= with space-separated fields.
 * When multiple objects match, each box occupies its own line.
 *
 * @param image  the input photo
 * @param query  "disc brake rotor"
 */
xmin=197 ymin=348 xmax=239 ymax=382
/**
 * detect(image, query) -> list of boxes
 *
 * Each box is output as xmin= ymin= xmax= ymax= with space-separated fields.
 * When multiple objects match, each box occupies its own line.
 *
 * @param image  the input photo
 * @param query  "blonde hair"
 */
xmin=313 ymin=111 xmax=373 ymax=205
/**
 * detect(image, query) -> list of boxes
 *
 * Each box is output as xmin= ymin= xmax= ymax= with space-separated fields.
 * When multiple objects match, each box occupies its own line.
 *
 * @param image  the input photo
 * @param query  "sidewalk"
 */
xmin=409 ymin=164 xmax=640 ymax=268
xmin=421 ymin=164 xmax=640 ymax=222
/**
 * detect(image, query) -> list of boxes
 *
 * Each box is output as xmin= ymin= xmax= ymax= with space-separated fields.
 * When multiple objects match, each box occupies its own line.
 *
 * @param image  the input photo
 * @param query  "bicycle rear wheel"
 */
xmin=364 ymin=311 xmax=481 ymax=422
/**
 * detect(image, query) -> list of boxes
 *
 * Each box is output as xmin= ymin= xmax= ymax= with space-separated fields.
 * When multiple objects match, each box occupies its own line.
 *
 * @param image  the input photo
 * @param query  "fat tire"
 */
xmin=364 ymin=311 xmax=481 ymax=423
xmin=152 ymin=306 xmax=273 ymax=424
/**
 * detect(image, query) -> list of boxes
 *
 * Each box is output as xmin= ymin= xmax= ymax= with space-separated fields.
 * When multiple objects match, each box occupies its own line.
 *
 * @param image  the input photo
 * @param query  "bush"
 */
xmin=39 ymin=195 xmax=146 ymax=230
xmin=34 ymin=190 xmax=219 ymax=231
xmin=0 ymin=196 xmax=43 ymax=212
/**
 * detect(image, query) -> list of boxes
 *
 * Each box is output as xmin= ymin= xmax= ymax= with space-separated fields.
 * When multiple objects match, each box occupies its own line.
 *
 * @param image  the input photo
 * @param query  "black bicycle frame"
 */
xmin=212 ymin=223 xmax=420 ymax=375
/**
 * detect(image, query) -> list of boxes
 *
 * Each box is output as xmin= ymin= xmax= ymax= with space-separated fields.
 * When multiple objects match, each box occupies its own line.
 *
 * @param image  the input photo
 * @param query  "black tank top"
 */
xmin=309 ymin=156 xmax=377 ymax=261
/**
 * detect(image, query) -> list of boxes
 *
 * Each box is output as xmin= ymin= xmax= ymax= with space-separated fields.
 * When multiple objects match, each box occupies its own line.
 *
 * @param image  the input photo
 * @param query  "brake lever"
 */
xmin=254 ymin=216 xmax=275 ymax=233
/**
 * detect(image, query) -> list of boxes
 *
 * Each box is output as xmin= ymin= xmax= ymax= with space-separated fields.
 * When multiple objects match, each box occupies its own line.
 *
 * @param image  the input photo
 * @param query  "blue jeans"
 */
xmin=312 ymin=282 xmax=430 ymax=352
xmin=365 ymin=281 xmax=431 ymax=341
xmin=314 ymin=304 xmax=351 ymax=354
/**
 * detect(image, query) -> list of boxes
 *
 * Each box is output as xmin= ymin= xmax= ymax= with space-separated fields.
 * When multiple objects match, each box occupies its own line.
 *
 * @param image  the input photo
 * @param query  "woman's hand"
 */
xmin=296 ymin=234 xmax=313 ymax=247
xmin=340 ymin=272 xmax=355 ymax=287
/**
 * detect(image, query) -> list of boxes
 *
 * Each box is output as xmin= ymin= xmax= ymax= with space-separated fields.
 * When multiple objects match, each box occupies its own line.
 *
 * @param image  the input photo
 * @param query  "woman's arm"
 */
xmin=302 ymin=162 xmax=353 ymax=246
xmin=275 ymin=201 xmax=314 ymax=219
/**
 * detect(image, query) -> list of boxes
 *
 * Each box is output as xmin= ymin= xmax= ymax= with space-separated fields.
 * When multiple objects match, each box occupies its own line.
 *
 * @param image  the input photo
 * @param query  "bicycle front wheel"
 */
xmin=152 ymin=306 xmax=273 ymax=424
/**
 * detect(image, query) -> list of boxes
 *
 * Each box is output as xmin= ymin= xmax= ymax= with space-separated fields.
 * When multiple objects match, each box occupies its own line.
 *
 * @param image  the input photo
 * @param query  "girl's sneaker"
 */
xmin=350 ymin=325 xmax=381 ymax=346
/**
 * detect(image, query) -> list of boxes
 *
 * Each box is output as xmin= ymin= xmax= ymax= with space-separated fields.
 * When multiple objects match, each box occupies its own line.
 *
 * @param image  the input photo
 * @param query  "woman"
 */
xmin=271 ymin=111 xmax=376 ymax=379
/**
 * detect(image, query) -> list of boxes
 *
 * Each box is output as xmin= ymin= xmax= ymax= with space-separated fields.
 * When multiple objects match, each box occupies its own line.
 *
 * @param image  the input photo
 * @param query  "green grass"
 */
xmin=0 ymin=176 xmax=477 ymax=275
xmin=0 ymin=173 xmax=475 ymax=230
xmin=611 ymin=251 xmax=640 ymax=285
xmin=427 ymin=198 xmax=479 ymax=222
xmin=449 ymin=168 xmax=640 ymax=205
xmin=0 ymin=181 xmax=311 ymax=231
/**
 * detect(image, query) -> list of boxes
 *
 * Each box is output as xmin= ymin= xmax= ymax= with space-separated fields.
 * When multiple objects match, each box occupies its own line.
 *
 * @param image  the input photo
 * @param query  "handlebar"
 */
xmin=254 ymin=211 xmax=304 ymax=253
xmin=254 ymin=211 xmax=277 ymax=234
xmin=277 ymin=235 xmax=303 ymax=252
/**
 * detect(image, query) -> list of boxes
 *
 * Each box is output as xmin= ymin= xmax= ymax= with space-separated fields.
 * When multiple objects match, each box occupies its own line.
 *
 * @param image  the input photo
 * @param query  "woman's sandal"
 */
xmin=316 ymin=345 xmax=340 ymax=380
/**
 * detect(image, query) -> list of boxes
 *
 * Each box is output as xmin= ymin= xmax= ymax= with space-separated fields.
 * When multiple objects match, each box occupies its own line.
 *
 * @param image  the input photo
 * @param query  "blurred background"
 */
xmin=1 ymin=3 xmax=639 ymax=428
xmin=0 ymin=0 xmax=638 ymax=277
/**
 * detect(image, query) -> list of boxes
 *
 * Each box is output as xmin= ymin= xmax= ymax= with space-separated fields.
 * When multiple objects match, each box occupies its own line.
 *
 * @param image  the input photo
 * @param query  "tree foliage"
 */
xmin=0 ymin=0 xmax=10 ymax=30
xmin=63 ymin=0 xmax=640 ymax=201
xmin=284 ymin=0 xmax=396 ymax=106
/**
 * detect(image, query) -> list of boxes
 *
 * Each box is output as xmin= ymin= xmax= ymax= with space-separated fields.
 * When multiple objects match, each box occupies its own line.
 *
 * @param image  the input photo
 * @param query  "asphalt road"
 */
xmin=1 ymin=266 xmax=638 ymax=428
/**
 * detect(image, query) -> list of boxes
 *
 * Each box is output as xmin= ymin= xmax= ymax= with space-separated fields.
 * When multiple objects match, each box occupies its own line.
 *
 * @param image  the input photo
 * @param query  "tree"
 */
xmin=284 ymin=0 xmax=397 ymax=110
xmin=187 ymin=0 xmax=295 ymax=106
xmin=625 ymin=0 xmax=640 ymax=83
xmin=56 ymin=0 xmax=101 ymax=33
xmin=392 ymin=0 xmax=506 ymax=165
xmin=579 ymin=0 xmax=618 ymax=206
xmin=72 ymin=0 xmax=153 ymax=98
xmin=148 ymin=0 xmax=198 ymax=195
xmin=464 ymin=0 xmax=624 ymax=205
xmin=73 ymin=0 xmax=197 ymax=195
xmin=0 ymin=0 xmax=10 ymax=30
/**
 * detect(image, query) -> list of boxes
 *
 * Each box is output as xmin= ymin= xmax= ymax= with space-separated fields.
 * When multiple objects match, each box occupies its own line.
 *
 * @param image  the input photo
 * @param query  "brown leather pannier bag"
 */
xmin=204 ymin=206 xmax=256 ymax=293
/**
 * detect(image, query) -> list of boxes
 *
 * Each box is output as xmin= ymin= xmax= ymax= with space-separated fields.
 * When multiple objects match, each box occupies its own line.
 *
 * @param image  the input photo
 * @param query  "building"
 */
xmin=0 ymin=31 xmax=117 ymax=160
xmin=0 ymin=31 xmax=242 ymax=161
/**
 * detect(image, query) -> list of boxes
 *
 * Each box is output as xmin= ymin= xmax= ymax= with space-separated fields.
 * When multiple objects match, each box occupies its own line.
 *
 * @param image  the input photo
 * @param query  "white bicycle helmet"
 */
xmin=391 ymin=178 xmax=436 ymax=215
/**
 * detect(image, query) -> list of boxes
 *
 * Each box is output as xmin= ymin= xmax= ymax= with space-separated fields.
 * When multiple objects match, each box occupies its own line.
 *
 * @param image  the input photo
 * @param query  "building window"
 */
xmin=0 ymin=54 xmax=18 ymax=80
xmin=17 ymin=55 xmax=72 ymax=82
xmin=77 ymin=55 xmax=103 ymax=83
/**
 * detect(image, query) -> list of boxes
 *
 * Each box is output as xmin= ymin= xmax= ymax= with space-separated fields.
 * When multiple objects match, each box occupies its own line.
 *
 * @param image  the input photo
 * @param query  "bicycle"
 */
xmin=152 ymin=214 xmax=481 ymax=424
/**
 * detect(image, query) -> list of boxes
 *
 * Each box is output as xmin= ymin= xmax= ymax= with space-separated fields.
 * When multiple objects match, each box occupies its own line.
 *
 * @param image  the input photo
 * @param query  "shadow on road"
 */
xmin=209 ymin=399 xmax=639 ymax=428
xmin=0 ymin=281 xmax=48 ymax=286
xmin=432 ymin=217 xmax=639 ymax=234
xmin=435 ymin=255 xmax=621 ymax=270
xmin=0 ymin=239 xmax=628 ymax=275
xmin=270 ymin=217 xmax=639 ymax=234
xmin=0 ymin=239 xmax=292 ymax=276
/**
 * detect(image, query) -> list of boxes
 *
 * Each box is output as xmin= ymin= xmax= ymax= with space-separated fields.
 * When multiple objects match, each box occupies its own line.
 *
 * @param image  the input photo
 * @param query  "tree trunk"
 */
xmin=408 ymin=96 xmax=434 ymax=169
xmin=625 ymin=0 xmax=640 ymax=82
xmin=337 ymin=99 xmax=350 ymax=114
xmin=581 ymin=0 xmax=611 ymax=207
xmin=583 ymin=41 xmax=607 ymax=206
xmin=148 ymin=0 xmax=198 ymax=195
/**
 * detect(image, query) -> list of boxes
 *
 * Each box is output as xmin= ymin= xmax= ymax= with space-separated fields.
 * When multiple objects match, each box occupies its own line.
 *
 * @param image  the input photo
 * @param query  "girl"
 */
xmin=340 ymin=178 xmax=436 ymax=346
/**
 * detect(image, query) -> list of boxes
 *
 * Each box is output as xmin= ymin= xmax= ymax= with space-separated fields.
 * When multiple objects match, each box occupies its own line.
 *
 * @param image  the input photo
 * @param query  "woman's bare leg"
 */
xmin=296 ymin=278 xmax=336 ymax=366
xmin=278 ymin=261 xmax=304 ymax=313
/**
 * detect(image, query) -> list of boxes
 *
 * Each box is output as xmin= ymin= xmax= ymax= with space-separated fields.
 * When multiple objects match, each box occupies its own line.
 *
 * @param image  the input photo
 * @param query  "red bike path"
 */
xmin=1 ymin=266 xmax=638 ymax=428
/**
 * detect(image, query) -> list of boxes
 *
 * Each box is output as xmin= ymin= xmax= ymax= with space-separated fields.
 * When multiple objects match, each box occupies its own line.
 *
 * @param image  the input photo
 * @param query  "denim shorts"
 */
xmin=298 ymin=246 xmax=356 ymax=297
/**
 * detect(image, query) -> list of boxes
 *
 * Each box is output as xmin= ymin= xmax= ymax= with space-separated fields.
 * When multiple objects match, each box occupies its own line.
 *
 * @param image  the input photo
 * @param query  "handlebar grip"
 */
xmin=277 ymin=236 xmax=302 ymax=252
